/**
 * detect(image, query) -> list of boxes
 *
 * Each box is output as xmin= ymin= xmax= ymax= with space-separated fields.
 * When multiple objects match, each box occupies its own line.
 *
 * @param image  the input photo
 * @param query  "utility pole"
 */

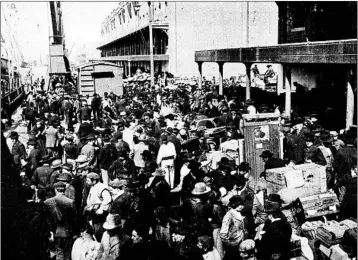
xmin=148 ymin=1 xmax=154 ymax=87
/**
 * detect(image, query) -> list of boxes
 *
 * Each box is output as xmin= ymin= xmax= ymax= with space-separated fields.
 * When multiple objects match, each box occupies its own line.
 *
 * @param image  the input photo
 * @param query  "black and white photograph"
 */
xmin=1 ymin=1 xmax=357 ymax=260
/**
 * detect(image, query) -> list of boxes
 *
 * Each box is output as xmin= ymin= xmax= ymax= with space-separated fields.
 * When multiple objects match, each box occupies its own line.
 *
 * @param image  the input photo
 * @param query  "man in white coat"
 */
xmin=157 ymin=135 xmax=177 ymax=189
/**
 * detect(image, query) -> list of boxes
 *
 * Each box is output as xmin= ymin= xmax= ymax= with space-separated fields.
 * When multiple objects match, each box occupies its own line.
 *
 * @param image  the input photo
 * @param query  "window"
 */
xmin=91 ymin=71 xmax=115 ymax=78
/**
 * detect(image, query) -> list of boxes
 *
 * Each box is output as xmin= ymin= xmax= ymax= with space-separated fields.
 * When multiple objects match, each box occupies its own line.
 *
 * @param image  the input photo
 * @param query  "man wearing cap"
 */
xmin=141 ymin=150 xmax=158 ymax=177
xmin=98 ymin=135 xmax=118 ymax=186
xmin=109 ymin=179 xmax=128 ymax=213
xmin=31 ymin=161 xmax=54 ymax=200
xmin=9 ymin=131 xmax=27 ymax=167
xmin=56 ymin=169 xmax=75 ymax=201
xmin=304 ymin=133 xmax=326 ymax=166
xmin=27 ymin=138 xmax=41 ymax=174
xmin=259 ymin=150 xmax=285 ymax=179
xmin=77 ymin=115 xmax=93 ymax=140
xmin=80 ymin=134 xmax=96 ymax=166
xmin=79 ymin=102 xmax=91 ymax=122
xmin=157 ymin=134 xmax=177 ymax=189
xmin=257 ymin=199 xmax=292 ymax=260
xmin=108 ymin=150 xmax=137 ymax=181
xmin=44 ymin=181 xmax=78 ymax=260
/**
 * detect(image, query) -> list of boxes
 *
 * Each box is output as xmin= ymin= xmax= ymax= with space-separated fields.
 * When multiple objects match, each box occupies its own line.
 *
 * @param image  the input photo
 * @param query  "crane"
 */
xmin=48 ymin=1 xmax=71 ymax=75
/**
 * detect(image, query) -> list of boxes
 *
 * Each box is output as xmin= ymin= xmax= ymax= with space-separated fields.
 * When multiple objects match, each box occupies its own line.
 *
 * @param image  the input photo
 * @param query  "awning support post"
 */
xmin=197 ymin=62 xmax=203 ymax=89
xmin=284 ymin=65 xmax=292 ymax=119
xmin=244 ymin=62 xmax=252 ymax=100
xmin=218 ymin=62 xmax=224 ymax=95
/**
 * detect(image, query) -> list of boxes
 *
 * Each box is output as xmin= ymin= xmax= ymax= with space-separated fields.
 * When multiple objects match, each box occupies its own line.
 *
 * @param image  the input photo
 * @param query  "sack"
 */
xmin=340 ymin=227 xmax=357 ymax=258
xmin=49 ymin=198 xmax=63 ymax=222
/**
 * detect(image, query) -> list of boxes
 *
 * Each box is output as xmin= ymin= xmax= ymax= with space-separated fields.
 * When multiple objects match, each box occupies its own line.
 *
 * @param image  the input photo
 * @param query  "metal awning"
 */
xmin=195 ymin=39 xmax=357 ymax=64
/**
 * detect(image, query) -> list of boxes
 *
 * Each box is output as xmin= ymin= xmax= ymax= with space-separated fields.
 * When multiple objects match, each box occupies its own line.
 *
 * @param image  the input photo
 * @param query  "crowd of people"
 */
xmin=2 ymin=78 xmax=357 ymax=260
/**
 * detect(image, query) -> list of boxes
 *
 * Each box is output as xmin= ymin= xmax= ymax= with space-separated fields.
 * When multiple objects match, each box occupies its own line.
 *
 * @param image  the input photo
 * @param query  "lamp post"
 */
xmin=148 ymin=1 xmax=154 ymax=87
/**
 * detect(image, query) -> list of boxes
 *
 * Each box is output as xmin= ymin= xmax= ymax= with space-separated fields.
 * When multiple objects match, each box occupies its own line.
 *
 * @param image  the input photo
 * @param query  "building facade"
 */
xmin=195 ymin=1 xmax=357 ymax=129
xmin=97 ymin=2 xmax=278 ymax=78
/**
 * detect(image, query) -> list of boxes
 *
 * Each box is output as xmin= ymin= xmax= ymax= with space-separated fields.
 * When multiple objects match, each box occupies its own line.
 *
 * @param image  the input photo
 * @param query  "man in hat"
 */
xmin=85 ymin=172 xmax=112 ymax=241
xmin=263 ymin=64 xmax=275 ymax=85
xmin=9 ymin=131 xmax=27 ymax=167
xmin=259 ymin=150 xmax=285 ymax=179
xmin=217 ymin=106 xmax=230 ymax=127
xmin=97 ymin=213 xmax=129 ymax=260
xmin=31 ymin=161 xmax=54 ymax=200
xmin=109 ymin=178 xmax=128 ymax=213
xmin=332 ymin=127 xmax=357 ymax=201
xmin=77 ymin=114 xmax=93 ymax=140
xmin=56 ymin=167 xmax=75 ymax=200
xmin=27 ymin=138 xmax=41 ymax=174
xmin=257 ymin=196 xmax=292 ymax=260
xmin=98 ymin=134 xmax=118 ymax=186
xmin=157 ymin=134 xmax=177 ymax=189
xmin=330 ymin=131 xmax=345 ymax=151
xmin=44 ymin=181 xmax=78 ymax=260
xmin=80 ymin=134 xmax=96 ymax=166
xmin=79 ymin=101 xmax=91 ymax=122
xmin=211 ymin=157 xmax=235 ymax=192
xmin=304 ymin=133 xmax=326 ymax=166
xmin=239 ymin=239 xmax=256 ymax=260
xmin=114 ymin=132 xmax=130 ymax=154
xmin=228 ymin=109 xmax=244 ymax=135
xmin=108 ymin=149 xmax=137 ymax=182
xmin=148 ymin=168 xmax=171 ymax=208
xmin=132 ymin=134 xmax=149 ymax=171
xmin=141 ymin=150 xmax=158 ymax=177
xmin=91 ymin=93 xmax=101 ymax=121
xmin=245 ymin=99 xmax=257 ymax=115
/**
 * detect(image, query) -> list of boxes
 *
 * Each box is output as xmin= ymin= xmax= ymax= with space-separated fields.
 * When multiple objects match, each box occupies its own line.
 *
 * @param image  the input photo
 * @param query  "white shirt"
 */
xmin=133 ymin=142 xmax=149 ymax=168
xmin=247 ymin=105 xmax=257 ymax=115
xmin=157 ymin=142 xmax=176 ymax=166
xmin=122 ymin=128 xmax=134 ymax=151
xmin=87 ymin=182 xmax=112 ymax=211
xmin=203 ymin=248 xmax=222 ymax=260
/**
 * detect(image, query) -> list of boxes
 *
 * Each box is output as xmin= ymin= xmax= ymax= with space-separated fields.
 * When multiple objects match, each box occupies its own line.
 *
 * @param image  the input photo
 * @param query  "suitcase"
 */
xmin=340 ymin=227 xmax=357 ymax=258
xmin=329 ymin=245 xmax=350 ymax=260
xmin=316 ymin=220 xmax=355 ymax=247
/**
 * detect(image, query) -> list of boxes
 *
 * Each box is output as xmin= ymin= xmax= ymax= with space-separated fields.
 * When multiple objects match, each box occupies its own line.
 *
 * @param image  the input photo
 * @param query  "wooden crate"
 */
xmin=266 ymin=163 xmax=327 ymax=195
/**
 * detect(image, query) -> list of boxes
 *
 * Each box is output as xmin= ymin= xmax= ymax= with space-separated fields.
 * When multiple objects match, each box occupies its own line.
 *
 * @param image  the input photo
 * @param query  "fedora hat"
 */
xmin=57 ymin=172 xmax=72 ymax=182
xmin=228 ymin=195 xmax=244 ymax=208
xmin=238 ymin=162 xmax=251 ymax=172
xmin=109 ymin=178 xmax=127 ymax=188
xmin=304 ymin=132 xmax=315 ymax=142
xmin=191 ymin=182 xmax=211 ymax=195
xmin=61 ymin=163 xmax=73 ymax=171
xmin=27 ymin=139 xmax=37 ymax=146
xmin=75 ymin=155 xmax=89 ymax=163
xmin=126 ymin=181 xmax=139 ymax=191
xmin=152 ymin=168 xmax=166 ymax=177
xmin=103 ymin=214 xmax=122 ymax=230
xmin=9 ymin=131 xmax=19 ymax=139
xmin=245 ymin=99 xmax=254 ymax=105
xmin=266 ymin=194 xmax=282 ymax=214
xmin=51 ymin=159 xmax=62 ymax=169
xmin=86 ymin=134 xmax=96 ymax=140
xmin=87 ymin=172 xmax=100 ymax=180
xmin=53 ymin=181 xmax=66 ymax=191
xmin=259 ymin=150 xmax=273 ymax=158
xmin=320 ymin=131 xmax=333 ymax=142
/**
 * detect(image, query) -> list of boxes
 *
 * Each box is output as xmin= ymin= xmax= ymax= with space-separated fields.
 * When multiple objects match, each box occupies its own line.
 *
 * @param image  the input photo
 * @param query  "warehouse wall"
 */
xmin=167 ymin=2 xmax=279 ymax=78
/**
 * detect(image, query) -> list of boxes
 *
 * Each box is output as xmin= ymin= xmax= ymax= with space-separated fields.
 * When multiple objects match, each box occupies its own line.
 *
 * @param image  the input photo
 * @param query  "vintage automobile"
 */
xmin=189 ymin=117 xmax=226 ymax=138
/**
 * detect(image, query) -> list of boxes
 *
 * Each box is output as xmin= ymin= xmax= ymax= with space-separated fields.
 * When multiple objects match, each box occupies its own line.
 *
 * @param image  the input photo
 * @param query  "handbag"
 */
xmin=316 ymin=219 xmax=356 ymax=247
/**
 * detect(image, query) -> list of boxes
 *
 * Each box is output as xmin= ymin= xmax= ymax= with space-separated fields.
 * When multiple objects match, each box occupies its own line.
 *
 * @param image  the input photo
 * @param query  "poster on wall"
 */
xmin=254 ymin=125 xmax=269 ymax=141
